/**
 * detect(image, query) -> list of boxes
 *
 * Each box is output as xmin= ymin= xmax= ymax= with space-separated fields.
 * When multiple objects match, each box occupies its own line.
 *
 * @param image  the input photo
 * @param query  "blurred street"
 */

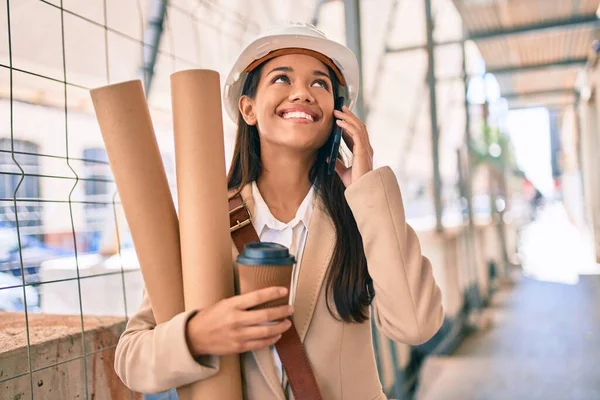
xmin=519 ymin=202 xmax=600 ymax=284
xmin=418 ymin=204 xmax=600 ymax=400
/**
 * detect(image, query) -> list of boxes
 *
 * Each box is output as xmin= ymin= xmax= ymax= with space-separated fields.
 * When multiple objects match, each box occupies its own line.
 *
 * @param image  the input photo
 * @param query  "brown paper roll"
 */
xmin=171 ymin=69 xmax=242 ymax=399
xmin=90 ymin=80 xmax=184 ymax=324
xmin=237 ymin=265 xmax=293 ymax=309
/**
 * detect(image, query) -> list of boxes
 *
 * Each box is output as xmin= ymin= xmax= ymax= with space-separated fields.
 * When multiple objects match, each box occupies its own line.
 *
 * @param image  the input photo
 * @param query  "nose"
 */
xmin=289 ymin=82 xmax=315 ymax=104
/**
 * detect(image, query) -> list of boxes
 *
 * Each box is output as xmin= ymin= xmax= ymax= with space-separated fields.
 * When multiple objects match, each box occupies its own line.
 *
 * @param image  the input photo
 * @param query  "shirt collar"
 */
xmin=251 ymin=181 xmax=315 ymax=235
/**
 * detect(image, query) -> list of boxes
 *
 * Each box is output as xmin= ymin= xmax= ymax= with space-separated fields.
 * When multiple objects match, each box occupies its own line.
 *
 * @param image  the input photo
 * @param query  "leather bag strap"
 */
xmin=228 ymin=194 xmax=323 ymax=400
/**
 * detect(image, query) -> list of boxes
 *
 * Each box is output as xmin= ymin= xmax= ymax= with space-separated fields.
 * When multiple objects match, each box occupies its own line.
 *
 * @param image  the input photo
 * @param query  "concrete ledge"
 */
xmin=0 ymin=312 xmax=140 ymax=399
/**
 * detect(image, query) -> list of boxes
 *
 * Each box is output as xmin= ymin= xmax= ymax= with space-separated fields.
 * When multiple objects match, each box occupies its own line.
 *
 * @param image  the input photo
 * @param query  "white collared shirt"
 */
xmin=250 ymin=181 xmax=316 ymax=385
xmin=250 ymin=181 xmax=315 ymax=306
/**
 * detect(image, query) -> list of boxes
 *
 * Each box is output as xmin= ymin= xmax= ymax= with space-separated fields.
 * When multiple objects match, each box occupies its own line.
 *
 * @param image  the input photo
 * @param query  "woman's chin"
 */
xmin=264 ymin=138 xmax=326 ymax=154
xmin=262 ymin=129 xmax=328 ymax=152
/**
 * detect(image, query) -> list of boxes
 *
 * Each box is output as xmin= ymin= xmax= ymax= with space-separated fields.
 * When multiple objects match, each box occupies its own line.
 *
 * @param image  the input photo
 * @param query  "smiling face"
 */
xmin=238 ymin=53 xmax=336 ymax=153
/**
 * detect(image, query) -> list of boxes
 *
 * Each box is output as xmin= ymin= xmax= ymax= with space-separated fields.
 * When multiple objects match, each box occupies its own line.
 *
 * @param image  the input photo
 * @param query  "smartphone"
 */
xmin=327 ymin=96 xmax=345 ymax=175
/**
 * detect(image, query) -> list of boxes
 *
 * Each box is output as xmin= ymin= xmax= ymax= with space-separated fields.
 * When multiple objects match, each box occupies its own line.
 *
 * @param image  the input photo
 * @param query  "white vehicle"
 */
xmin=0 ymin=271 xmax=39 ymax=312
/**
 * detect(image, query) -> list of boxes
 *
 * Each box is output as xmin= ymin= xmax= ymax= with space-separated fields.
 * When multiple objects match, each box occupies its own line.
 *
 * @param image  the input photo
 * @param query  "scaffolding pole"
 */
xmin=344 ymin=0 xmax=365 ymax=119
xmin=311 ymin=0 xmax=327 ymax=26
xmin=461 ymin=37 xmax=474 ymax=228
xmin=140 ymin=0 xmax=168 ymax=94
xmin=344 ymin=0 xmax=382 ymax=387
xmin=425 ymin=0 xmax=443 ymax=233
xmin=461 ymin=35 xmax=483 ymax=309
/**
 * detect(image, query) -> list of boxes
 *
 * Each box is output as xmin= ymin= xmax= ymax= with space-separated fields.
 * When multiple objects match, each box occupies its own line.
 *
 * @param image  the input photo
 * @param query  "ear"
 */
xmin=238 ymin=95 xmax=257 ymax=126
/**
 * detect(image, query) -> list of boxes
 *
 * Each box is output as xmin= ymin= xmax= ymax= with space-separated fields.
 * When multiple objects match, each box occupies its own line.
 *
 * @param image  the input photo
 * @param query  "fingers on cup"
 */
xmin=235 ymin=286 xmax=288 ymax=310
xmin=244 ymin=304 xmax=294 ymax=325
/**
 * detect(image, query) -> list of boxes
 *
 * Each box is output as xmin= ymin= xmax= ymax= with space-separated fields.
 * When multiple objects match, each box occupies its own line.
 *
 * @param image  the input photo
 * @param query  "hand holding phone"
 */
xmin=327 ymin=96 xmax=345 ymax=175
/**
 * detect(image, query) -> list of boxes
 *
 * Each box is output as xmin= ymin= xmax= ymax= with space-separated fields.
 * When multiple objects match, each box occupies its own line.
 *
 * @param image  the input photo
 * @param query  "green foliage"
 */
xmin=470 ymin=123 xmax=520 ymax=175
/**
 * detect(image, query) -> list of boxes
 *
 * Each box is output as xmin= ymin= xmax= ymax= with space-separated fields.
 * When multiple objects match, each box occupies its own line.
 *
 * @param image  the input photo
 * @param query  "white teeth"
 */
xmin=282 ymin=112 xmax=314 ymax=121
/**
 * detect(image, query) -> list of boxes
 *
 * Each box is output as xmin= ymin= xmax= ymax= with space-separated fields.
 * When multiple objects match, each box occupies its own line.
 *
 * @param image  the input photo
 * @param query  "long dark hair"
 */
xmin=227 ymin=62 xmax=374 ymax=323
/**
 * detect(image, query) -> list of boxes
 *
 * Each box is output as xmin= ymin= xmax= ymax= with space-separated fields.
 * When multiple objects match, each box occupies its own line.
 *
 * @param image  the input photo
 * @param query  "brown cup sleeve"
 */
xmin=237 ymin=264 xmax=293 ymax=309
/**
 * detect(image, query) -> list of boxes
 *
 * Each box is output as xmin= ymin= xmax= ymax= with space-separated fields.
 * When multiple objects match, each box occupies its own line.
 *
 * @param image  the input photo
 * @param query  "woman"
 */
xmin=115 ymin=23 xmax=444 ymax=400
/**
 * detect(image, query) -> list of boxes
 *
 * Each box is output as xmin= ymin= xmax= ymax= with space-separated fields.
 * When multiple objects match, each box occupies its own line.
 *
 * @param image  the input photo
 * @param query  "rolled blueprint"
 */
xmin=90 ymin=80 xmax=184 ymax=324
xmin=171 ymin=69 xmax=242 ymax=399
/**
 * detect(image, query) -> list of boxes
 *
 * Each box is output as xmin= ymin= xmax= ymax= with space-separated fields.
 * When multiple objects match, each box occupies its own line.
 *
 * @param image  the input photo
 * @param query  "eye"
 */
xmin=272 ymin=74 xmax=290 ymax=84
xmin=312 ymin=79 xmax=330 ymax=90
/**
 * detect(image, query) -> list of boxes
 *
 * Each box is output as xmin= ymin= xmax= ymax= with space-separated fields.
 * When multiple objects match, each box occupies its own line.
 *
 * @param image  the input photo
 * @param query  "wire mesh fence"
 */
xmin=0 ymin=1 xmax=259 ymax=398
xmin=0 ymin=0 xmax=472 ymax=399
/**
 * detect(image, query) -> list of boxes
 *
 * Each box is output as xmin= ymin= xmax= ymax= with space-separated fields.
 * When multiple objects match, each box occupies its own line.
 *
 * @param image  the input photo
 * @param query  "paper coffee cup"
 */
xmin=236 ymin=242 xmax=295 ymax=310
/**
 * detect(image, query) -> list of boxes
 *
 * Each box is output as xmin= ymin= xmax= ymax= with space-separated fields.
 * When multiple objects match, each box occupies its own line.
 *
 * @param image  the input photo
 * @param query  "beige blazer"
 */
xmin=114 ymin=166 xmax=444 ymax=399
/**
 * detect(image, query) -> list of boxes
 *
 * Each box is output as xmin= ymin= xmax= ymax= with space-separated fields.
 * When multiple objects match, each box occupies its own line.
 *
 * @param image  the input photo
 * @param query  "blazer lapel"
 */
xmin=292 ymin=199 xmax=336 ymax=342
xmin=236 ymin=185 xmax=286 ymax=400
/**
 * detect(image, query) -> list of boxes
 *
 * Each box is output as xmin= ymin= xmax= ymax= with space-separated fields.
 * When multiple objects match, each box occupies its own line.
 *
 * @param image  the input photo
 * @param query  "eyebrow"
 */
xmin=267 ymin=66 xmax=293 ymax=75
xmin=312 ymin=70 xmax=331 ymax=80
xmin=267 ymin=66 xmax=331 ymax=80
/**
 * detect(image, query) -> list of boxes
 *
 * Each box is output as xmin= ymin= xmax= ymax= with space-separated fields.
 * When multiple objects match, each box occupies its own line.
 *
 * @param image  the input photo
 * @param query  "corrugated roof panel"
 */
xmin=453 ymin=1 xmax=501 ymax=32
xmin=455 ymin=0 xmax=599 ymax=33
xmin=507 ymin=92 xmax=576 ymax=109
xmin=477 ymin=25 xmax=596 ymax=70
xmin=496 ymin=66 xmax=581 ymax=95
xmin=577 ymin=0 xmax=600 ymax=16
xmin=512 ymin=67 xmax=580 ymax=91
xmin=454 ymin=0 xmax=599 ymax=111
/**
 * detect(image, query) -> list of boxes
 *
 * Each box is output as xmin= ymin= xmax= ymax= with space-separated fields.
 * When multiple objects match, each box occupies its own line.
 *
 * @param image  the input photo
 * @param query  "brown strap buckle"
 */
xmin=229 ymin=201 xmax=252 ymax=233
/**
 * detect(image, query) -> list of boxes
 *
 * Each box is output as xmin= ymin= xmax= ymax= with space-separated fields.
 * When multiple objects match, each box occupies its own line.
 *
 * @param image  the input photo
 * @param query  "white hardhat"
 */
xmin=223 ymin=22 xmax=359 ymax=124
